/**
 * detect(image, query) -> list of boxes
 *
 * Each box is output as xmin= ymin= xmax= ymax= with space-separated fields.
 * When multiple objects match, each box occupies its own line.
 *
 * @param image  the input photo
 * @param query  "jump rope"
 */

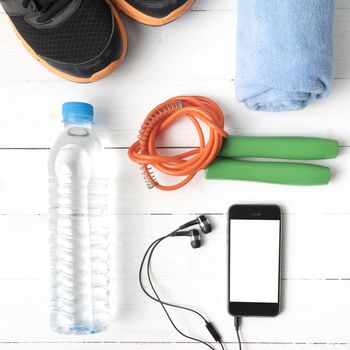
xmin=129 ymin=96 xmax=228 ymax=191
xmin=130 ymin=96 xmax=339 ymax=349
xmin=129 ymin=96 xmax=339 ymax=190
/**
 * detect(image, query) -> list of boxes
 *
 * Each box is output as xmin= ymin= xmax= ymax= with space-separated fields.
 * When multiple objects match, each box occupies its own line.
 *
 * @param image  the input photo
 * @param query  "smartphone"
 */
xmin=228 ymin=204 xmax=282 ymax=317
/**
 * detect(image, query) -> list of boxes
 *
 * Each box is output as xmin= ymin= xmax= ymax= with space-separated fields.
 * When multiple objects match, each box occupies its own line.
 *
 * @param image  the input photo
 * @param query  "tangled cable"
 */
xmin=128 ymin=96 xmax=228 ymax=191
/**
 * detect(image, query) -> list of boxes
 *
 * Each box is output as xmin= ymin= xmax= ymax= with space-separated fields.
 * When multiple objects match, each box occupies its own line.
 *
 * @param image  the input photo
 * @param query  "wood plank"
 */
xmin=1 ymin=214 xmax=350 ymax=281
xmin=0 ymin=148 xmax=347 ymax=215
xmin=0 ymin=10 xmax=235 ymax=81
xmin=0 ymin=279 xmax=349 ymax=343
xmin=0 ymin=5 xmax=349 ymax=83
xmin=1 ymin=0 xmax=349 ymax=13
xmin=0 ymin=0 xmax=234 ymax=14
xmin=0 ymin=1 xmax=349 ymax=348
xmin=0 ymin=8 xmax=349 ymax=149
xmin=0 ymin=78 xmax=350 ymax=149
xmin=337 ymin=0 xmax=350 ymax=9
xmin=192 ymin=0 xmax=235 ymax=11
xmin=1 ymin=344 xmax=349 ymax=350
xmin=1 ymin=214 xmax=348 ymax=344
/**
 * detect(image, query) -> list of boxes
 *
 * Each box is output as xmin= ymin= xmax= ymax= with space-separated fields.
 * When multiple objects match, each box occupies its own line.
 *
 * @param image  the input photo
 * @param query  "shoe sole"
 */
xmin=113 ymin=0 xmax=195 ymax=26
xmin=9 ymin=0 xmax=127 ymax=83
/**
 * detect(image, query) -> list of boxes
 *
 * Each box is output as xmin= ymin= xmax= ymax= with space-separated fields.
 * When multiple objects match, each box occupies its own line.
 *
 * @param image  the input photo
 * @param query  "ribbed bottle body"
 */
xmin=49 ymin=125 xmax=109 ymax=335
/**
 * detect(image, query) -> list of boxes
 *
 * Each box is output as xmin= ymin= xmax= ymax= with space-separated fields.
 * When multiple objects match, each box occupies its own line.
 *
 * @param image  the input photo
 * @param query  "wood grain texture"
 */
xmin=1 ymin=214 xmax=350 ymax=281
xmin=2 ymin=345 xmax=349 ymax=350
xmin=0 ymin=0 xmax=350 ymax=349
xmin=0 ymin=148 xmax=347 ymax=215
xmin=0 ymin=3 xmax=349 ymax=148
xmin=1 ymin=79 xmax=350 ymax=149
xmin=0 ymin=214 xmax=350 ymax=344
xmin=1 ymin=279 xmax=350 ymax=343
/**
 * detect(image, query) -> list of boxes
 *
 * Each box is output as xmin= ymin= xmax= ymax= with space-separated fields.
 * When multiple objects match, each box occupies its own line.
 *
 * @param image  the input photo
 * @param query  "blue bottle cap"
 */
xmin=62 ymin=102 xmax=94 ymax=124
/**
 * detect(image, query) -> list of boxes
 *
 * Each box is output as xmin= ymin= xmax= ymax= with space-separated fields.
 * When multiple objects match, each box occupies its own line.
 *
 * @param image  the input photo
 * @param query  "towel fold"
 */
xmin=235 ymin=0 xmax=335 ymax=112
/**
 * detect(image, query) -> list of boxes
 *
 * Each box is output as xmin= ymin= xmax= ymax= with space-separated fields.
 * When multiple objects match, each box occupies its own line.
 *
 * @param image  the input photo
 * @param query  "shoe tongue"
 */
xmin=35 ymin=0 xmax=54 ymax=11
xmin=34 ymin=0 xmax=73 ymax=22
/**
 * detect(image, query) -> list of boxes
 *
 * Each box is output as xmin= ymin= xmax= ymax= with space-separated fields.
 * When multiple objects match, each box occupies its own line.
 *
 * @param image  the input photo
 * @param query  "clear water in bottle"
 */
xmin=49 ymin=102 xmax=110 ymax=335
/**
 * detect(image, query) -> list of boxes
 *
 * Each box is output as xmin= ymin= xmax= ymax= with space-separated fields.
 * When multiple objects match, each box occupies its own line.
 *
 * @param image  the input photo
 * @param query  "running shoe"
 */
xmin=1 ymin=0 xmax=127 ymax=82
xmin=114 ymin=0 xmax=195 ymax=26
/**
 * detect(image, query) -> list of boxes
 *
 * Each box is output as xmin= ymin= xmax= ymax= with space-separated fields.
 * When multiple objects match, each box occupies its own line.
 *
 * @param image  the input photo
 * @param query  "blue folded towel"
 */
xmin=235 ymin=0 xmax=335 ymax=112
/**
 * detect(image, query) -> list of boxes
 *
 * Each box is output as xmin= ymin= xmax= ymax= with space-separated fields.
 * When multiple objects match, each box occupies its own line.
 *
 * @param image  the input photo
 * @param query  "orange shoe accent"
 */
xmin=128 ymin=96 xmax=229 ymax=191
xmin=114 ymin=0 xmax=195 ymax=26
xmin=9 ymin=0 xmax=127 ymax=83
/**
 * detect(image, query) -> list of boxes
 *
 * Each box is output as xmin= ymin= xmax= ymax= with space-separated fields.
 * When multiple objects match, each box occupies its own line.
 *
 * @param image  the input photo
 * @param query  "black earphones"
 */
xmin=139 ymin=215 xmax=223 ymax=350
xmin=178 ymin=215 xmax=212 ymax=234
xmin=174 ymin=216 xmax=212 ymax=249
xmin=171 ymin=229 xmax=201 ymax=249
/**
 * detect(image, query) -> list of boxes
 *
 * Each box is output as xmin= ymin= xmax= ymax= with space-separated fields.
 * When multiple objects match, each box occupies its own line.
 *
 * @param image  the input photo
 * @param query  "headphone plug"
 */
xmin=234 ymin=316 xmax=242 ymax=350
xmin=234 ymin=316 xmax=240 ymax=331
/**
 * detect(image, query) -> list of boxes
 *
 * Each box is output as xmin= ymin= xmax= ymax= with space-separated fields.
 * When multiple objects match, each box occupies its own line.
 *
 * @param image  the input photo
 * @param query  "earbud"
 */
xmin=178 ymin=215 xmax=212 ymax=234
xmin=197 ymin=215 xmax=212 ymax=234
xmin=172 ymin=215 xmax=212 ymax=249
xmin=171 ymin=229 xmax=201 ymax=249
xmin=190 ymin=229 xmax=201 ymax=249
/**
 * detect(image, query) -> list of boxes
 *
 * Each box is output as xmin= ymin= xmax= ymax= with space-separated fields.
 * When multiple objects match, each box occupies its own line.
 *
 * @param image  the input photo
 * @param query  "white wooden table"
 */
xmin=1 ymin=1 xmax=350 ymax=349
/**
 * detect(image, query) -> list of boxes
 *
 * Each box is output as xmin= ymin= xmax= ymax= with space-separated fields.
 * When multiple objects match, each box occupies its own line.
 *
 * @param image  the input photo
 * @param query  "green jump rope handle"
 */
xmin=205 ymin=159 xmax=331 ymax=185
xmin=218 ymin=136 xmax=339 ymax=160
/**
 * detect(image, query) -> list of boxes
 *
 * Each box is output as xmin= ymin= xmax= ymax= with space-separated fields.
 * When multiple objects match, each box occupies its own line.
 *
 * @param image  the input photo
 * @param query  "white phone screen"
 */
xmin=229 ymin=219 xmax=280 ymax=303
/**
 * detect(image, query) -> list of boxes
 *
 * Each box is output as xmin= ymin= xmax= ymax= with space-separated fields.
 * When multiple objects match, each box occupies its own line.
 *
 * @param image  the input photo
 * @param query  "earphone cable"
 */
xmin=139 ymin=229 xmax=225 ymax=349
xmin=138 ymin=231 xmax=210 ymax=324
xmin=145 ymin=235 xmax=216 ymax=350
xmin=234 ymin=316 xmax=242 ymax=350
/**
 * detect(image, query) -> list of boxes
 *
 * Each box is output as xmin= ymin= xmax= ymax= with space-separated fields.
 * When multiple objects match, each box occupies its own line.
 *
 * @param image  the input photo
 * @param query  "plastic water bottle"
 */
xmin=49 ymin=102 xmax=110 ymax=335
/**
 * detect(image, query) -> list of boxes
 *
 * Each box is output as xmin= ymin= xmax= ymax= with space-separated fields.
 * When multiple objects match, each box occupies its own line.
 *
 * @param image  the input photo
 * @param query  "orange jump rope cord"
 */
xmin=128 ymin=96 xmax=229 ymax=191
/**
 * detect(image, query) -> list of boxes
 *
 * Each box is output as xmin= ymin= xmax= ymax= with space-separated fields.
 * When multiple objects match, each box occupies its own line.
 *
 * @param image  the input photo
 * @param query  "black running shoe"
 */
xmin=1 ymin=0 xmax=127 ymax=82
xmin=114 ymin=0 xmax=195 ymax=26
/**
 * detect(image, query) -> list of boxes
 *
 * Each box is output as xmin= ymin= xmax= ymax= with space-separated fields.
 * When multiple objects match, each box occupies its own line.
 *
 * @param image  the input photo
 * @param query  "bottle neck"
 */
xmin=64 ymin=121 xmax=92 ymax=129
